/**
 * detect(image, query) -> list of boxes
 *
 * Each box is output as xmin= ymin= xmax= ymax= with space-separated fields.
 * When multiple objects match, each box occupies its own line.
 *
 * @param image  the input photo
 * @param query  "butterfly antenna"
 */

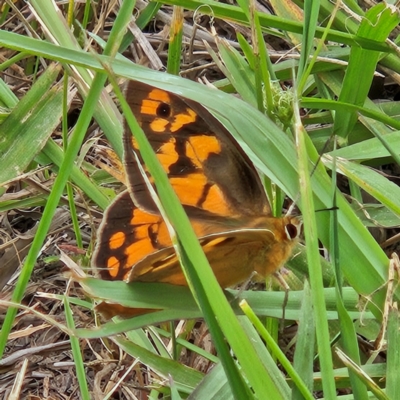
xmin=285 ymin=199 xmax=298 ymax=217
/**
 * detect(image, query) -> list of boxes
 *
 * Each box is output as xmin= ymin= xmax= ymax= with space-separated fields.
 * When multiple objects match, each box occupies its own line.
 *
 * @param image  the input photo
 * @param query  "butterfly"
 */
xmin=93 ymin=81 xmax=301 ymax=292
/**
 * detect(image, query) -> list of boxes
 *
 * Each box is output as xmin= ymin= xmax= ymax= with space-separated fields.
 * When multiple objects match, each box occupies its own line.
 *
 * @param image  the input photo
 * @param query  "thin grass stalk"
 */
xmin=294 ymin=100 xmax=336 ymax=398
xmin=297 ymin=0 xmax=340 ymax=95
xmin=330 ymin=149 xmax=369 ymax=398
xmin=64 ymin=296 xmax=91 ymax=400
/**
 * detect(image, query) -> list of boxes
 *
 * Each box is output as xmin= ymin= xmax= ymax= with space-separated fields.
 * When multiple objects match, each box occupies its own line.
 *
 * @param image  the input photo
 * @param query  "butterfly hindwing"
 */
xmin=93 ymin=191 xmax=172 ymax=281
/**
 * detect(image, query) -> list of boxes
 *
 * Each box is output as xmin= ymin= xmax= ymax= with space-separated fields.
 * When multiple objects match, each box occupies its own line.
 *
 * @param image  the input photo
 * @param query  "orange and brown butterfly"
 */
xmin=93 ymin=81 xmax=301 ymax=305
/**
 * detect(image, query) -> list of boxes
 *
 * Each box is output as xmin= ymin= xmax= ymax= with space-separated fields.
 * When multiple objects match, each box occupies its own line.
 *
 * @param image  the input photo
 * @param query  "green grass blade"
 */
xmin=333 ymin=3 xmax=400 ymax=139
xmin=292 ymin=281 xmax=315 ymax=399
xmin=241 ymin=299 xmax=314 ymax=399
xmin=167 ymin=6 xmax=184 ymax=75
xmin=297 ymin=0 xmax=320 ymax=81
xmin=386 ymin=303 xmax=400 ymax=399
xmin=0 ymin=64 xmax=61 ymax=184
xmin=323 ymin=156 xmax=400 ymax=215
xmin=188 ymin=362 xmax=235 ymax=399
xmin=294 ymin=104 xmax=336 ymax=398
xmin=64 ymin=297 xmax=91 ymax=400
xmin=114 ymin=337 xmax=204 ymax=394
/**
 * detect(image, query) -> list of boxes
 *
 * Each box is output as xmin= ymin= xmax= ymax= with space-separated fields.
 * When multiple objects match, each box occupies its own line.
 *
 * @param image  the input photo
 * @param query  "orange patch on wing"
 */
xmin=141 ymin=99 xmax=160 ymax=116
xmin=157 ymin=141 xmax=179 ymax=168
xmin=109 ymin=231 xmax=126 ymax=250
xmin=186 ymin=135 xmax=222 ymax=163
xmin=125 ymin=239 xmax=155 ymax=268
xmin=169 ymin=174 xmax=231 ymax=216
xmin=130 ymin=209 xmax=162 ymax=225
xmin=107 ymin=256 xmax=120 ymax=278
xmin=124 ymin=224 xmax=172 ymax=267
xmin=170 ymin=174 xmax=207 ymax=204
xmin=150 ymin=119 xmax=168 ymax=132
xmin=170 ymin=108 xmax=197 ymax=132
xmin=201 ymin=184 xmax=231 ymax=216
xmin=149 ymin=89 xmax=170 ymax=102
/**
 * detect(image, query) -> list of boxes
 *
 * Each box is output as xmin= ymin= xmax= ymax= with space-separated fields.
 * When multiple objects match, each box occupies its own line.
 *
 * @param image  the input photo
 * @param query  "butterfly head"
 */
xmin=284 ymin=216 xmax=302 ymax=241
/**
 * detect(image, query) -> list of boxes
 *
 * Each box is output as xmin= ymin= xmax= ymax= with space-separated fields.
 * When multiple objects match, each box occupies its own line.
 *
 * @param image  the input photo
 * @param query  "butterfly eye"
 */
xmin=285 ymin=223 xmax=298 ymax=240
xmin=157 ymin=102 xmax=171 ymax=118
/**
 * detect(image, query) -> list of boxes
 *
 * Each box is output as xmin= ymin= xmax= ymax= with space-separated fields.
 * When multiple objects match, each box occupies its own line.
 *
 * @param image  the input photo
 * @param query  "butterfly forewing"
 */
xmin=123 ymin=81 xmax=270 ymax=218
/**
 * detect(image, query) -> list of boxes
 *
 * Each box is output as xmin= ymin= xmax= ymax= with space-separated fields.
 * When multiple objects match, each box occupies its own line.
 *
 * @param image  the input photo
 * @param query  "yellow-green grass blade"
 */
xmin=187 ymin=362 xmax=235 ymax=399
xmin=335 ymin=286 xmax=369 ymax=398
xmin=150 ymin=327 xmax=220 ymax=363
xmin=237 ymin=0 xmax=272 ymax=114
xmin=241 ymin=299 xmax=314 ymax=399
xmin=0 ymin=196 xmax=50 ymax=212
xmin=350 ymin=203 xmax=400 ymax=229
xmin=237 ymin=316 xmax=291 ymax=398
xmin=301 ymin=98 xmax=400 ymax=131
xmin=209 ymin=38 xmax=257 ymax=107
xmin=312 ymin=363 xmax=386 ymax=392
xmin=297 ymin=0 xmax=320 ymax=85
xmin=335 ymin=348 xmax=388 ymax=400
